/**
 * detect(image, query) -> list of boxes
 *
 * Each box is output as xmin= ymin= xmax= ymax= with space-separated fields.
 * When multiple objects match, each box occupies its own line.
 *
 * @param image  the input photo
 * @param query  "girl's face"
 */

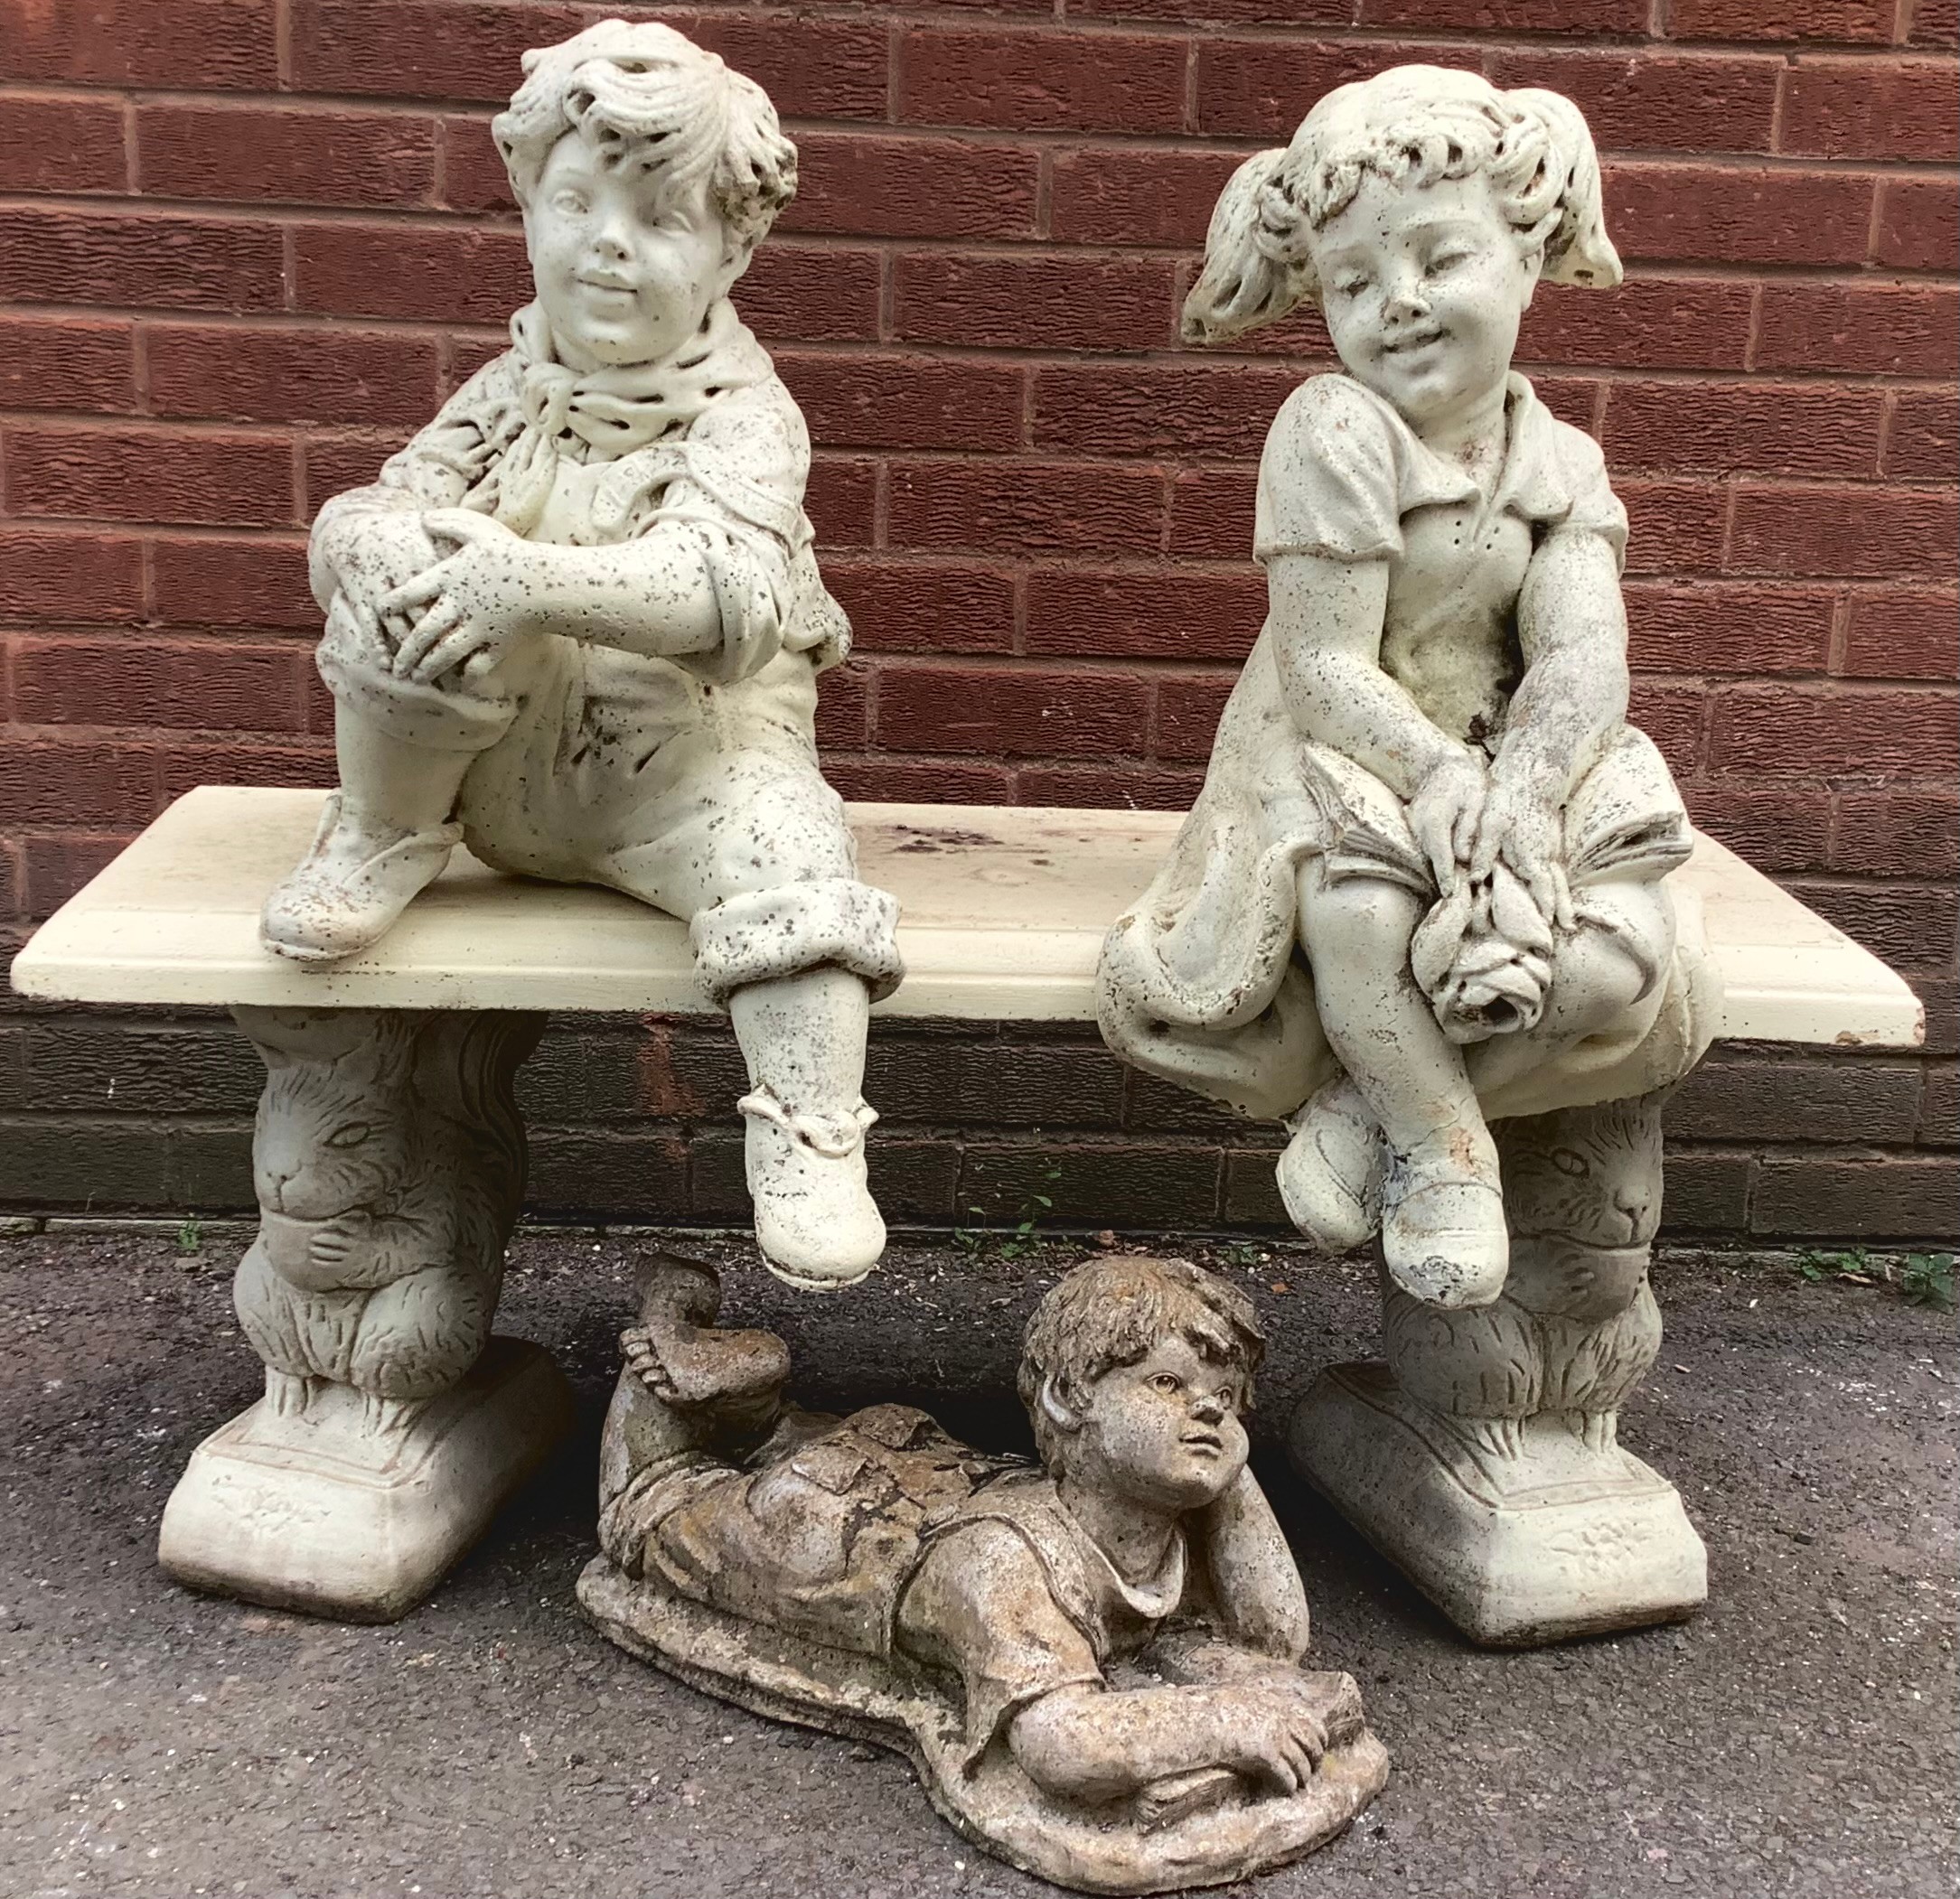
xmin=1309 ymin=168 xmax=1541 ymax=435
xmin=527 ymin=128 xmax=740 ymax=370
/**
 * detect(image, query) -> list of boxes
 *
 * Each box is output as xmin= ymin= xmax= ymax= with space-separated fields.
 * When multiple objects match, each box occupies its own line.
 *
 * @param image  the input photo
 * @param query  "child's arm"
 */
xmin=1197 ymin=1465 xmax=1311 ymax=1662
xmin=1268 ymin=551 xmax=1489 ymax=891
xmin=1471 ymin=528 xmax=1629 ymax=924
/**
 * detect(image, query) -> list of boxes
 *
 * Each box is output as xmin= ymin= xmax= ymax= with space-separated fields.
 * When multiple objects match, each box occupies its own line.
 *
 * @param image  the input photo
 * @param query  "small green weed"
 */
xmin=1899 ymin=1252 xmax=1956 ymax=1311
xmin=952 ymin=1165 xmax=1063 ymax=1261
xmin=174 ymin=1216 xmax=203 ymax=1256
xmin=1797 ymin=1246 xmax=1955 ymax=1311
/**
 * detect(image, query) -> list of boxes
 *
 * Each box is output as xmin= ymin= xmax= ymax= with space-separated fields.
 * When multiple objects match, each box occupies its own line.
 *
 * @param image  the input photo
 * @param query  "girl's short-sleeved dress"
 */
xmin=1097 ymin=372 xmax=1719 ymax=1126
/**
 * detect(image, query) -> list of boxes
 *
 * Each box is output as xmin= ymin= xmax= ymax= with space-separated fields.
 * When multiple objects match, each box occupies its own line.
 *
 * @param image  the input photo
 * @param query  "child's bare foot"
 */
xmin=627 ymin=1257 xmax=790 ymax=1408
xmin=1277 ymin=1075 xmax=1383 ymax=1252
xmin=1382 ymin=1130 xmax=1508 ymax=1308
xmin=260 ymin=793 xmax=459 ymax=967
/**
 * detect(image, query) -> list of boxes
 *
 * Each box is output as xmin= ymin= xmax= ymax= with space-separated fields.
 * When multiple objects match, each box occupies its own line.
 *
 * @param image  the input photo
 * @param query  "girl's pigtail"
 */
xmin=1510 ymin=86 xmax=1622 ymax=289
xmin=1180 ymin=148 xmax=1312 ymax=345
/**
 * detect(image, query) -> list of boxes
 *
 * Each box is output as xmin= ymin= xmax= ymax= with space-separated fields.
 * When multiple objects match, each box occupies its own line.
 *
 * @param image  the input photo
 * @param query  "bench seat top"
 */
xmin=9 ymin=786 xmax=1923 ymax=1047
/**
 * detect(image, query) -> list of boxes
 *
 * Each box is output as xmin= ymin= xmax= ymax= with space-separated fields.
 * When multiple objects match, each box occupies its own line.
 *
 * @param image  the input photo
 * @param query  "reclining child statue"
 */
xmin=1096 ymin=66 xmax=1723 ymax=1645
xmin=258 ymin=20 xmax=900 ymax=1293
xmin=580 ymin=1254 xmax=1388 ymax=1893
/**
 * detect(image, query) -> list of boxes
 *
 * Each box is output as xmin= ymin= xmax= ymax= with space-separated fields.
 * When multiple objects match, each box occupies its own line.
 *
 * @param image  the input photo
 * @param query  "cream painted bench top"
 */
xmin=11 ymin=785 xmax=1924 ymax=1048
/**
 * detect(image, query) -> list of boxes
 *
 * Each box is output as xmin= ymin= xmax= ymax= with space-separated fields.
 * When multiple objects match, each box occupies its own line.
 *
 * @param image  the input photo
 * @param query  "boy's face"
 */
xmin=1072 ymin=1333 xmax=1249 ymax=1513
xmin=527 ymin=128 xmax=740 ymax=370
xmin=1309 ymin=168 xmax=1538 ymax=435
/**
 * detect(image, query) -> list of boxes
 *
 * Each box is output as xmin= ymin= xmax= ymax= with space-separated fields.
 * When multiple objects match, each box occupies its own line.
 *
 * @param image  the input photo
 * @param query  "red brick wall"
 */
xmin=2 ymin=0 xmax=1955 ymax=1233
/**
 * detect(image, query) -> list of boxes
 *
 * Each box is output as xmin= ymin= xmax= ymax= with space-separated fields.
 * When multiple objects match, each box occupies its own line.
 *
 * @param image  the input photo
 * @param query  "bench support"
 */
xmin=1289 ymin=1090 xmax=1707 ymax=1646
xmin=157 ymin=1005 xmax=573 ymax=1622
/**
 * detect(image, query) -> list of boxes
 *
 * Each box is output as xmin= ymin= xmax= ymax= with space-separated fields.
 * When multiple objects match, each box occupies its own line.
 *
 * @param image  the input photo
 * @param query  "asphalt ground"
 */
xmin=2 ymin=1228 xmax=1954 ymax=1899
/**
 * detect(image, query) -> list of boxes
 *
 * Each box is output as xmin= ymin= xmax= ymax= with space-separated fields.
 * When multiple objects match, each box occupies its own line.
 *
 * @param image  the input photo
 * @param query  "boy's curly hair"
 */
xmin=1018 ymin=1256 xmax=1265 ymax=1468
xmin=493 ymin=19 xmax=796 ymax=248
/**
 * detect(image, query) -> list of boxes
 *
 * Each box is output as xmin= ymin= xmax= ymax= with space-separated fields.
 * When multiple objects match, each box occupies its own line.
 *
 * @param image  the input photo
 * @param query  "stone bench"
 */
xmin=10 ymin=785 xmax=1923 ymax=1631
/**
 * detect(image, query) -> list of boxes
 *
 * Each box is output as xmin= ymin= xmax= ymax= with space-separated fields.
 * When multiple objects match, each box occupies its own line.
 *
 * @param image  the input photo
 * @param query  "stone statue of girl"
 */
xmin=1098 ymin=67 xmax=1718 ymax=1311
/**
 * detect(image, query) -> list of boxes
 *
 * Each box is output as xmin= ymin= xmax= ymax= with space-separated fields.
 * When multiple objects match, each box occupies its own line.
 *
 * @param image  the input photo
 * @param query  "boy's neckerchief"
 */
xmin=459 ymin=297 xmax=772 ymax=537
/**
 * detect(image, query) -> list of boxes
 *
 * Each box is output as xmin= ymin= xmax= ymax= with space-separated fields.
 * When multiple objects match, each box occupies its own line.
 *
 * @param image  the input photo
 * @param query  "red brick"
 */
xmin=20 ymin=831 xmax=135 ymax=918
xmin=822 ymin=754 xmax=1017 ymax=806
xmin=1605 ymin=162 xmax=1873 ymax=268
xmin=436 ymin=114 xmax=513 ymax=214
xmin=1752 ymin=1150 xmax=1958 ymax=1240
xmin=1683 ymin=781 xmax=1833 ymax=872
xmin=300 ymin=431 xmax=402 ymax=512
xmin=1027 ymin=566 xmax=1266 ymax=661
xmin=445 ymin=333 xmax=511 ymax=388
xmin=0 ymin=0 xmax=277 ymax=89
xmin=825 ymin=557 xmax=1018 ymax=654
xmin=813 ymin=664 xmax=867 ymax=750
xmin=148 ymin=535 xmax=315 ymax=628
xmin=877 ymin=660 xmax=1150 ymax=757
xmin=776 ymin=353 xmax=1027 ymax=453
xmin=1873 ymin=177 xmax=1959 ymax=273
xmin=1841 ymin=587 xmax=1958 ymax=679
xmin=1778 ymin=57 xmax=1958 ymax=162
xmin=899 ymin=28 xmax=1187 ymax=134
xmin=738 ymin=245 xmax=882 ymax=345
xmin=1668 ymin=0 xmax=1894 ymax=40
xmin=1066 ymin=0 xmax=1343 ymax=18
xmin=786 ymin=135 xmax=1041 ymax=242
xmin=0 ymin=318 xmax=135 ymax=414
xmin=1012 ymin=762 xmax=1205 ymax=810
xmin=1168 ymin=465 xmax=1258 ymax=560
xmin=12 ymin=637 xmax=310 ymax=731
xmin=1784 ymin=880 xmax=1957 ymax=972
xmin=136 ymin=104 xmax=438 ymax=210
xmin=0 ymin=738 xmax=156 ymax=829
xmin=1620 ymin=480 xmax=1730 ymax=576
xmin=894 ymin=251 xmax=1175 ymax=353
xmin=1366 ymin=0 xmax=1646 ymax=21
xmin=1910 ymin=0 xmax=1959 ymax=42
xmin=1154 ymin=669 xmax=1236 ymax=761
xmin=1833 ymin=788 xmax=1960 ymax=876
xmin=0 ymin=207 xmax=284 ymax=313
xmin=1033 ymin=361 xmax=1299 ymax=460
xmin=0 ymin=530 xmax=144 ymax=620
xmin=1756 ymin=282 xmax=1958 ymax=378
xmin=1624 ymin=581 xmax=1837 ymax=675
xmin=4 ymin=425 xmax=295 ymax=529
xmin=292 ymin=221 xmax=529 ymax=325
xmin=290 ymin=0 xmax=586 ymax=103
xmin=157 ymin=735 xmax=337 ymax=799
xmin=1730 ymin=484 xmax=1958 ymax=580
xmin=1626 ymin=679 xmax=1708 ymax=773
xmin=888 ymin=459 xmax=1166 ymax=556
xmin=805 ymin=456 xmax=878 ymax=549
xmin=1602 ymin=382 xmax=1884 ymax=478
xmin=0 ymin=842 xmax=21 ymax=920
xmin=1196 ymin=38 xmax=1462 ymax=138
xmin=670 ymin=13 xmax=890 ymax=121
xmin=1049 ymin=146 xmax=1240 ymax=248
xmin=1884 ymin=389 xmax=1959 ymax=479
xmin=1486 ymin=51 xmax=1779 ymax=154
xmin=0 ymin=92 xmax=127 ymax=193
xmin=1522 ymin=277 xmax=1755 ymax=373
xmin=1709 ymin=685 xmax=1958 ymax=777
xmin=145 ymin=323 xmax=443 ymax=430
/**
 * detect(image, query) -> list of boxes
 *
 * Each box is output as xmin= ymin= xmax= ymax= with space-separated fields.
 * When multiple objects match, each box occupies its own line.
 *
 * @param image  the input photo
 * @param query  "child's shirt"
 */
xmin=1253 ymin=371 xmax=1627 ymax=746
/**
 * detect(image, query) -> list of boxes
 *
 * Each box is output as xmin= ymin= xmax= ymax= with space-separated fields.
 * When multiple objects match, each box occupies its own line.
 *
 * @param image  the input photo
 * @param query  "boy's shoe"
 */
xmin=1381 ymin=1133 xmax=1509 ymax=1309
xmin=260 ymin=794 xmax=460 ymax=967
xmin=738 ymin=1089 xmax=885 ymax=1291
xmin=1276 ymin=1074 xmax=1383 ymax=1253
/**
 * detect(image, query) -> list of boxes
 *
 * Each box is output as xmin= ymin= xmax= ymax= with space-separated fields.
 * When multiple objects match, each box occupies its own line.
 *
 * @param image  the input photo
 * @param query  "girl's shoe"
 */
xmin=260 ymin=794 xmax=460 ymax=967
xmin=1381 ymin=1132 xmax=1509 ymax=1309
xmin=739 ymin=1089 xmax=885 ymax=1291
xmin=1276 ymin=1075 xmax=1383 ymax=1253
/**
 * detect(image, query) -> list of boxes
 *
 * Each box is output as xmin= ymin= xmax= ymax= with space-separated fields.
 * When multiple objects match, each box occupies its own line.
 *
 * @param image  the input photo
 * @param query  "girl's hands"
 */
xmin=1407 ymin=750 xmax=1488 ymax=894
xmin=381 ymin=509 xmax=538 ymax=684
xmin=1471 ymin=772 xmax=1573 ymax=931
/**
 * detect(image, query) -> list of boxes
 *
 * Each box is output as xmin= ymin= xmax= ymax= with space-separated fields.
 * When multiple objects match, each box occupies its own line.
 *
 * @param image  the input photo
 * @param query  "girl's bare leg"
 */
xmin=1296 ymin=866 xmax=1508 ymax=1307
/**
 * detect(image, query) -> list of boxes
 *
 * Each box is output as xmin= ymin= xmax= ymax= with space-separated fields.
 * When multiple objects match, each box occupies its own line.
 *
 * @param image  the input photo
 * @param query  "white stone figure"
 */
xmin=581 ymin=1255 xmax=1387 ymax=1892
xmin=1096 ymin=67 xmax=1721 ymax=1643
xmin=258 ymin=22 xmax=899 ymax=1291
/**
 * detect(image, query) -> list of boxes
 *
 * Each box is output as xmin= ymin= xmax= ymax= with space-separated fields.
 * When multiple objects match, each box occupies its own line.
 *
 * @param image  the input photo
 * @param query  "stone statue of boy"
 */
xmin=258 ymin=21 xmax=899 ymax=1291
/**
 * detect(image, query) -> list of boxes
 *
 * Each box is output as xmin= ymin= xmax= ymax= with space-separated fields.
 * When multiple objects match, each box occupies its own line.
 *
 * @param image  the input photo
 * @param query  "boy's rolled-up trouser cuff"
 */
xmin=690 ymin=878 xmax=905 ymax=1006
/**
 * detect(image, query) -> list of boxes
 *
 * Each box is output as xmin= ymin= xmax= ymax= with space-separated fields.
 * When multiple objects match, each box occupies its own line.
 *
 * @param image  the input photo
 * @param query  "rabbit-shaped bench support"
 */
xmin=157 ymin=1006 xmax=574 ymax=1622
xmin=1289 ymin=1089 xmax=1706 ymax=1646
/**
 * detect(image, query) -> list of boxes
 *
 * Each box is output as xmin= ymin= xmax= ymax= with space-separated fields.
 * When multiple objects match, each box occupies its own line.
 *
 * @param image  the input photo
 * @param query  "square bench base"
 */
xmin=157 ymin=1337 xmax=573 ymax=1623
xmin=1289 ymin=1362 xmax=1707 ymax=1648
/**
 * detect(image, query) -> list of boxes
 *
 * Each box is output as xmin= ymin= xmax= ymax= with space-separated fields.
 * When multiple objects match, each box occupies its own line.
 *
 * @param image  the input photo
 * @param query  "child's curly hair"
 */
xmin=1018 ymin=1256 xmax=1266 ymax=1467
xmin=1184 ymin=63 xmax=1620 ymax=346
xmin=492 ymin=19 xmax=796 ymax=249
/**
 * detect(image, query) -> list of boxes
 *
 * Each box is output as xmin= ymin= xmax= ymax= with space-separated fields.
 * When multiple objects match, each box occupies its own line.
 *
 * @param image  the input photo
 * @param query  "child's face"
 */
xmin=1073 ymin=1333 xmax=1249 ymax=1513
xmin=527 ymin=128 xmax=740 ymax=370
xmin=1309 ymin=168 xmax=1540 ymax=434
